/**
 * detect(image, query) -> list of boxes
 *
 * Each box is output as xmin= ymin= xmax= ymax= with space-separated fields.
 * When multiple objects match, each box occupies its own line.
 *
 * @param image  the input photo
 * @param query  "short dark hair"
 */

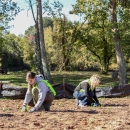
xmin=26 ymin=72 xmax=36 ymax=79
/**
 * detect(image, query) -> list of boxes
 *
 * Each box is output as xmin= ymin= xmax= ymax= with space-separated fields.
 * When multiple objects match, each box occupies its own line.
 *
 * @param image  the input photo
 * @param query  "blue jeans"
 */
xmin=73 ymin=91 xmax=94 ymax=106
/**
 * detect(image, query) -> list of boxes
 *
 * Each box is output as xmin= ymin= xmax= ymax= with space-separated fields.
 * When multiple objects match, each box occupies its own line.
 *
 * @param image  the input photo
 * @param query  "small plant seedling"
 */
xmin=106 ymin=107 xmax=111 ymax=114
xmin=41 ymin=112 xmax=44 ymax=119
xmin=2 ymin=107 xmax=10 ymax=111
xmin=20 ymin=106 xmax=30 ymax=112
xmin=88 ymin=118 xmax=94 ymax=124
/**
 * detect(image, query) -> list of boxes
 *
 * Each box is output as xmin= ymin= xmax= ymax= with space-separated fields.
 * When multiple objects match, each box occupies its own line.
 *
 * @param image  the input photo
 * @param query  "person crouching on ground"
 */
xmin=73 ymin=75 xmax=101 ymax=107
xmin=22 ymin=71 xmax=56 ymax=112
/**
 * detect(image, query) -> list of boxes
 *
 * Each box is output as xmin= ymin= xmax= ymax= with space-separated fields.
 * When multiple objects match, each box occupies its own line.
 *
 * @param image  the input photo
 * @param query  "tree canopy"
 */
xmin=1 ymin=0 xmax=130 ymax=84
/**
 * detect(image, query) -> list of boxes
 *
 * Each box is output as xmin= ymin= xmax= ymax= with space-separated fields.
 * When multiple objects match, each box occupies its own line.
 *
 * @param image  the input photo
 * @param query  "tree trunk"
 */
xmin=36 ymin=0 xmax=53 ymax=83
xmin=110 ymin=0 xmax=128 ymax=85
xmin=29 ymin=0 xmax=43 ymax=74
xmin=61 ymin=15 xmax=66 ymax=70
xmin=34 ymin=22 xmax=43 ymax=74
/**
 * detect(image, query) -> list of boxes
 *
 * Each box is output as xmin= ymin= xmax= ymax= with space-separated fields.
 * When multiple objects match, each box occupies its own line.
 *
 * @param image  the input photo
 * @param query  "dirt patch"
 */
xmin=0 ymin=97 xmax=130 ymax=130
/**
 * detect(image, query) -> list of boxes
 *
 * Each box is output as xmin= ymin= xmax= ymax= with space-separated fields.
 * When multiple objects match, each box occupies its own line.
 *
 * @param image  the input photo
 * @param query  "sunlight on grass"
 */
xmin=0 ymin=71 xmax=27 ymax=87
xmin=0 ymin=70 xmax=129 ymax=87
xmin=51 ymin=71 xmax=100 ymax=86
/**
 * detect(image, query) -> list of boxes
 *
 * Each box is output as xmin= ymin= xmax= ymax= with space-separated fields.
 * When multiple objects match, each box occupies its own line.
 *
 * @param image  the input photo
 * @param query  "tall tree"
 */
xmin=36 ymin=0 xmax=53 ymax=83
xmin=29 ymin=0 xmax=42 ymax=74
xmin=110 ymin=0 xmax=129 ymax=84
xmin=29 ymin=0 xmax=53 ymax=83
xmin=71 ymin=0 xmax=114 ymax=74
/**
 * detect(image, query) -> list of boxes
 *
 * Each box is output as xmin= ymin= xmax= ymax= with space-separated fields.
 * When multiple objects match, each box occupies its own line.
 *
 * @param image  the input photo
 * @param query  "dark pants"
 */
xmin=73 ymin=91 xmax=94 ymax=106
xmin=29 ymin=88 xmax=55 ymax=111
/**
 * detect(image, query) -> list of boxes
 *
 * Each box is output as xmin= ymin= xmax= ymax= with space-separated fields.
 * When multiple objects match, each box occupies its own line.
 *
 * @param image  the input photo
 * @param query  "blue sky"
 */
xmin=9 ymin=0 xmax=79 ymax=36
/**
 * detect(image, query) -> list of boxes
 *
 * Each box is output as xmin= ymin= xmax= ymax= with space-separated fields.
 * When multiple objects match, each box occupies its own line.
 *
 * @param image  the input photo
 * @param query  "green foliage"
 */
xmin=1 ymin=0 xmax=129 ymax=73
xmin=0 ymin=0 xmax=20 ymax=31
xmin=69 ymin=0 xmax=130 ymax=73
xmin=43 ymin=17 xmax=53 ymax=29
xmin=42 ymin=1 xmax=89 ymax=70
xmin=0 ymin=34 xmax=6 ymax=52
xmin=24 ymin=26 xmax=35 ymax=37
xmin=0 ymin=0 xmax=21 ymax=67
xmin=24 ymin=17 xmax=53 ymax=37
xmin=24 ymin=16 xmax=54 ymax=70
xmin=0 ymin=33 xmax=35 ymax=70
xmin=17 ymin=35 xmax=35 ymax=69
xmin=2 ymin=34 xmax=24 ymax=68
xmin=43 ymin=0 xmax=63 ymax=18
xmin=71 ymin=1 xmax=112 ymax=67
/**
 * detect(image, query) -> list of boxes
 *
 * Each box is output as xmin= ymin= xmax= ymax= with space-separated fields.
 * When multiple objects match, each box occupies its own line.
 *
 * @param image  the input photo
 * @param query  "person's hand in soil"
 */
xmin=93 ymin=102 xmax=101 ymax=107
xmin=21 ymin=105 xmax=27 ymax=112
xmin=29 ymin=107 xmax=36 ymax=113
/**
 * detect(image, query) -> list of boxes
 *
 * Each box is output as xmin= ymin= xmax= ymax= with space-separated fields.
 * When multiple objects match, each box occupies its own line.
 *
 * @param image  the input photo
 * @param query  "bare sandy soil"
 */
xmin=0 ymin=97 xmax=130 ymax=130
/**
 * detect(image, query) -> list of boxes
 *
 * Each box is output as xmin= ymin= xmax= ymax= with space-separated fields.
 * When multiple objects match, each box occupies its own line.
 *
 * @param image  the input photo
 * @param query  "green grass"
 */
xmin=51 ymin=71 xmax=121 ymax=87
xmin=0 ymin=71 xmax=27 ymax=87
xmin=0 ymin=70 xmax=129 ymax=88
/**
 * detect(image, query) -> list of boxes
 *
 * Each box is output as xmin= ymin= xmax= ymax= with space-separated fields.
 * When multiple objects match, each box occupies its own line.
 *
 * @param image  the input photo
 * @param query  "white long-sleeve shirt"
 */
xmin=23 ymin=75 xmax=49 ymax=110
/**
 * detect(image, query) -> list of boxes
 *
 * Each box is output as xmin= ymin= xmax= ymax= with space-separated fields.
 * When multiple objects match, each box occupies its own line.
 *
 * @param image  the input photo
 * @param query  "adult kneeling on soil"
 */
xmin=22 ymin=72 xmax=56 ymax=112
xmin=73 ymin=75 xmax=101 ymax=107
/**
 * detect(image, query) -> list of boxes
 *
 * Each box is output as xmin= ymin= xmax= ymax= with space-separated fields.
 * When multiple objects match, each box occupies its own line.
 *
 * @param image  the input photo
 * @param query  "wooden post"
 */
xmin=63 ymin=78 xmax=65 ymax=98
xmin=112 ymin=70 xmax=118 ymax=79
xmin=0 ymin=81 xmax=2 ymax=92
